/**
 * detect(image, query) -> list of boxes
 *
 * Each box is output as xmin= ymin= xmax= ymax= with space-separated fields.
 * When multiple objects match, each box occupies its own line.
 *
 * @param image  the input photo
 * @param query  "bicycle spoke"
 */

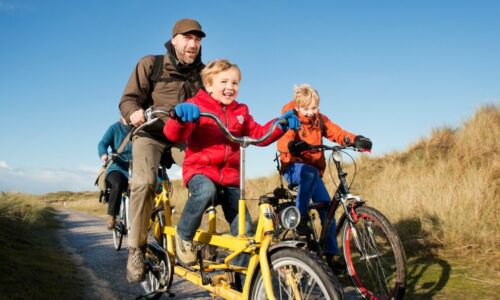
xmin=348 ymin=212 xmax=401 ymax=299
xmin=361 ymin=222 xmax=390 ymax=297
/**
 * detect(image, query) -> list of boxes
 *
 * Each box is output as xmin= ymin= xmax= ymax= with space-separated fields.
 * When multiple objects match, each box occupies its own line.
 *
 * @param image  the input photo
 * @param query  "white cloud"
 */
xmin=0 ymin=163 xmax=99 ymax=194
xmin=0 ymin=162 xmax=183 ymax=194
xmin=0 ymin=161 xmax=12 ymax=170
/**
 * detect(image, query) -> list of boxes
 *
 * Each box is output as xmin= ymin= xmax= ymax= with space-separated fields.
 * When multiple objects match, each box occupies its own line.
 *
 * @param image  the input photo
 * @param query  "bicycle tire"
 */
xmin=112 ymin=196 xmax=127 ymax=251
xmin=341 ymin=206 xmax=406 ymax=300
xmin=250 ymin=248 xmax=344 ymax=300
xmin=112 ymin=225 xmax=123 ymax=251
xmin=141 ymin=241 xmax=174 ymax=299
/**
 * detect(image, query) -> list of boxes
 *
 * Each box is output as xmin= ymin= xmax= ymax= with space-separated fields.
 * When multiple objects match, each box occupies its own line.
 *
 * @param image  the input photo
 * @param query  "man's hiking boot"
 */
xmin=106 ymin=215 xmax=116 ymax=230
xmin=126 ymin=247 xmax=145 ymax=282
xmin=175 ymin=234 xmax=197 ymax=266
xmin=326 ymin=254 xmax=347 ymax=275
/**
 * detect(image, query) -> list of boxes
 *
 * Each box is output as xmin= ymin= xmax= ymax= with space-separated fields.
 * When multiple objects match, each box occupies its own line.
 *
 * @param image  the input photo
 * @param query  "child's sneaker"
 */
xmin=295 ymin=217 xmax=310 ymax=236
xmin=175 ymin=234 xmax=197 ymax=266
xmin=326 ymin=254 xmax=347 ymax=275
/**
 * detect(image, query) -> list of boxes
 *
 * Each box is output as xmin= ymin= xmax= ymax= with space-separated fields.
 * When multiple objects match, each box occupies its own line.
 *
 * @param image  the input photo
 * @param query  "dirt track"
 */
xmin=55 ymin=208 xmax=358 ymax=299
xmin=55 ymin=208 xmax=213 ymax=299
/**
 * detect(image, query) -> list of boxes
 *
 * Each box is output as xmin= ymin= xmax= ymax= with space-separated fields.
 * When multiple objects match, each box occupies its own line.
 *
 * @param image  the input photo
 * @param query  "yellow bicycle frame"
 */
xmin=149 ymin=149 xmax=278 ymax=300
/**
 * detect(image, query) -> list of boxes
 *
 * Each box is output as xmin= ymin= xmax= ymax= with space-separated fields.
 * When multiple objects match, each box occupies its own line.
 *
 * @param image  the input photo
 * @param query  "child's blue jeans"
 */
xmin=283 ymin=162 xmax=338 ymax=255
xmin=177 ymin=173 xmax=251 ymax=285
xmin=177 ymin=174 xmax=252 ymax=241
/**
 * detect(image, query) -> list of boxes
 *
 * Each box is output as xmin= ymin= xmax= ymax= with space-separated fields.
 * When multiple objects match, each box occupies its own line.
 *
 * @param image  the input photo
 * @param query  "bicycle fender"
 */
xmin=268 ymin=240 xmax=307 ymax=253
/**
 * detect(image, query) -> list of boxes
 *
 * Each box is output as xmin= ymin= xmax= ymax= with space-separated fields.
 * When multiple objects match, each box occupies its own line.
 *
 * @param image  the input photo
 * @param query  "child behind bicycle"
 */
xmin=163 ymin=59 xmax=299 ymax=266
xmin=277 ymin=84 xmax=372 ymax=271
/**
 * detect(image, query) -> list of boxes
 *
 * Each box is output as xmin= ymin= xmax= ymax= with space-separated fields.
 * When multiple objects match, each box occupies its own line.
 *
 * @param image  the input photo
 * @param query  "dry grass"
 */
xmin=0 ymin=193 xmax=86 ymax=298
xmin=335 ymin=105 xmax=500 ymax=258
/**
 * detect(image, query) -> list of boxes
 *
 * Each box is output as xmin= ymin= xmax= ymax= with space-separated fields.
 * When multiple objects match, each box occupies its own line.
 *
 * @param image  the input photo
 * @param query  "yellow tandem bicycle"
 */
xmin=134 ymin=109 xmax=345 ymax=300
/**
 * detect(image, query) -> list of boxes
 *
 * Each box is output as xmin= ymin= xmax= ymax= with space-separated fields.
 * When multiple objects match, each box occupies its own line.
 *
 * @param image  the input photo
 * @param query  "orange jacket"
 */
xmin=277 ymin=100 xmax=356 ymax=176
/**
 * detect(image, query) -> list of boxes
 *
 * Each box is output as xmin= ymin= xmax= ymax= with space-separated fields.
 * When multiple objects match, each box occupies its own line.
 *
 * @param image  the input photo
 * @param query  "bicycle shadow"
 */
xmin=392 ymin=216 xmax=451 ymax=299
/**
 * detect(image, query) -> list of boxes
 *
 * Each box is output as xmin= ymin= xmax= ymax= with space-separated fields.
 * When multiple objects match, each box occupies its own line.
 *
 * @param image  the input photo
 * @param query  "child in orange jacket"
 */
xmin=277 ymin=84 xmax=372 ymax=270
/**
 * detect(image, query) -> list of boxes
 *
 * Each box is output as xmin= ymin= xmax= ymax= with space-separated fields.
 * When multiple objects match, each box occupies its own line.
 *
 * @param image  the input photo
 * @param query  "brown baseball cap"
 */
xmin=172 ymin=18 xmax=206 ymax=38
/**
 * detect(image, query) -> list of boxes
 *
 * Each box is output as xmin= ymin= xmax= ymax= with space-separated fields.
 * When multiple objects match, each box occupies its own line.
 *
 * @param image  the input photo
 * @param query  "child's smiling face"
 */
xmin=206 ymin=67 xmax=240 ymax=105
xmin=296 ymin=102 xmax=319 ymax=117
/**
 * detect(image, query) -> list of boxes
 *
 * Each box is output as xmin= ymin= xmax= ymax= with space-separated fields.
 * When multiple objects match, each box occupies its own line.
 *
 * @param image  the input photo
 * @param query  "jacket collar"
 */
xmin=196 ymin=89 xmax=239 ymax=110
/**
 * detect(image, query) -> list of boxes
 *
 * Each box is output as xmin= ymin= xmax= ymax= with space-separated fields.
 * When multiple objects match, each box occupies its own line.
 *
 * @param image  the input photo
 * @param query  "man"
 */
xmin=119 ymin=18 xmax=206 ymax=282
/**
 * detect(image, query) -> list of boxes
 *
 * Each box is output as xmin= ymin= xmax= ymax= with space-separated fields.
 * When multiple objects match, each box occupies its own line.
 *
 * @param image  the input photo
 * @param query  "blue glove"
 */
xmin=174 ymin=103 xmax=200 ymax=122
xmin=278 ymin=110 xmax=300 ymax=131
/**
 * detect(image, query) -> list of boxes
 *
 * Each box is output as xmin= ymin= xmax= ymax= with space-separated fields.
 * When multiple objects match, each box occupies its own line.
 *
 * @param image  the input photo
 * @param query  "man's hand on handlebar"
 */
xmin=174 ymin=103 xmax=200 ymax=122
xmin=130 ymin=109 xmax=146 ymax=127
xmin=278 ymin=110 xmax=300 ymax=131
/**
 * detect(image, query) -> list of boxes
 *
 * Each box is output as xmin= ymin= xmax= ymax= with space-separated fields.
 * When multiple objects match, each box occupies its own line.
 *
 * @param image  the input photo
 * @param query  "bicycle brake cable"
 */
xmin=340 ymin=150 xmax=357 ymax=189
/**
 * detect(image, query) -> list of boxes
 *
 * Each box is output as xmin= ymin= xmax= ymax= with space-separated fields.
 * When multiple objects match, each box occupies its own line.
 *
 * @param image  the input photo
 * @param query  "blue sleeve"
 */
xmin=97 ymin=125 xmax=114 ymax=157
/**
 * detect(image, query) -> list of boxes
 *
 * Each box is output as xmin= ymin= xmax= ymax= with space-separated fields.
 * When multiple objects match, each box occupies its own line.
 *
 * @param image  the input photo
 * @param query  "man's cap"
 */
xmin=172 ymin=18 xmax=206 ymax=38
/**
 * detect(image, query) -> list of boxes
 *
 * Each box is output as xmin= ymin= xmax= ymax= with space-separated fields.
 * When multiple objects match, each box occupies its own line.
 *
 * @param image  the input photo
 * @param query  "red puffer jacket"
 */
xmin=164 ymin=89 xmax=284 ymax=186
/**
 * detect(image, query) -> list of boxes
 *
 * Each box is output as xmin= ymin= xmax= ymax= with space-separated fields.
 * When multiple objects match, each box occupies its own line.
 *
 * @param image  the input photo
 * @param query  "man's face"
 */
xmin=296 ymin=102 xmax=319 ymax=117
xmin=171 ymin=33 xmax=202 ymax=64
xmin=205 ymin=68 xmax=240 ymax=105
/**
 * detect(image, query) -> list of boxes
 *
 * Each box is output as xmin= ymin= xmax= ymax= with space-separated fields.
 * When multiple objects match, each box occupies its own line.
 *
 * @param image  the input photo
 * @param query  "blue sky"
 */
xmin=1 ymin=0 xmax=499 ymax=194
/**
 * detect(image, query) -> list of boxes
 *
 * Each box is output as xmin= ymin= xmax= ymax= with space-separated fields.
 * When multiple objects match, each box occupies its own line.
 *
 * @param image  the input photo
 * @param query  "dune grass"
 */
xmin=0 ymin=192 xmax=86 ymax=299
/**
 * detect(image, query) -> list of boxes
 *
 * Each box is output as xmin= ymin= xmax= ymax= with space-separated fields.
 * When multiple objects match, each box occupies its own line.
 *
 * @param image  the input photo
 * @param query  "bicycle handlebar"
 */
xmin=199 ymin=112 xmax=283 ymax=146
xmin=310 ymin=144 xmax=368 ymax=153
xmin=130 ymin=108 xmax=170 ymax=134
xmin=133 ymin=108 xmax=284 ymax=147
xmin=110 ymin=153 xmax=130 ymax=164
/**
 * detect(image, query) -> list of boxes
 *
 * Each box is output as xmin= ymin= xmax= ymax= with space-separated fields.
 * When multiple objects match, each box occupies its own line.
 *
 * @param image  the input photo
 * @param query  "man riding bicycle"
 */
xmin=119 ymin=18 xmax=206 ymax=283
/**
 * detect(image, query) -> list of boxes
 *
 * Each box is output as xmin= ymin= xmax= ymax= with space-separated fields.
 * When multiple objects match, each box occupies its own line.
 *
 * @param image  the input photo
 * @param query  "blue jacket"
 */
xmin=97 ymin=122 xmax=132 ymax=178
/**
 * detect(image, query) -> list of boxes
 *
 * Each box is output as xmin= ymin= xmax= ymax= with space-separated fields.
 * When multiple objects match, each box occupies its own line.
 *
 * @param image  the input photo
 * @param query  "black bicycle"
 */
xmin=112 ymin=190 xmax=130 ymax=251
xmin=270 ymin=143 xmax=407 ymax=300
xmin=104 ymin=153 xmax=131 ymax=251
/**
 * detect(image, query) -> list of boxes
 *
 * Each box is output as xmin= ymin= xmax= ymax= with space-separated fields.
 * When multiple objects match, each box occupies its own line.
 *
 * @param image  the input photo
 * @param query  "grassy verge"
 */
xmin=405 ymin=251 xmax=499 ymax=299
xmin=0 ymin=192 xmax=87 ymax=299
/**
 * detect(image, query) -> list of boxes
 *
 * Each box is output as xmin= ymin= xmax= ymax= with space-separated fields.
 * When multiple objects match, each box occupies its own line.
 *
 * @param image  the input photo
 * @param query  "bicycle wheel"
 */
xmin=341 ymin=206 xmax=406 ymax=300
xmin=141 ymin=241 xmax=173 ymax=299
xmin=112 ymin=223 xmax=123 ymax=251
xmin=112 ymin=197 xmax=126 ymax=251
xmin=250 ymin=248 xmax=344 ymax=300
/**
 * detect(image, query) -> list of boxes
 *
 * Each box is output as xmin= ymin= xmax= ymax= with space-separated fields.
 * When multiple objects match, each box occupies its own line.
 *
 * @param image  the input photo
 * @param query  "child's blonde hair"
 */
xmin=293 ymin=84 xmax=320 ymax=108
xmin=201 ymin=59 xmax=241 ymax=87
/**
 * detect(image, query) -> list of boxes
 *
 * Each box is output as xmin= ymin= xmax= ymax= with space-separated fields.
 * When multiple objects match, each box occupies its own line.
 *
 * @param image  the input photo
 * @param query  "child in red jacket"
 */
xmin=163 ymin=59 xmax=299 ymax=266
xmin=277 ymin=84 xmax=372 ymax=272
